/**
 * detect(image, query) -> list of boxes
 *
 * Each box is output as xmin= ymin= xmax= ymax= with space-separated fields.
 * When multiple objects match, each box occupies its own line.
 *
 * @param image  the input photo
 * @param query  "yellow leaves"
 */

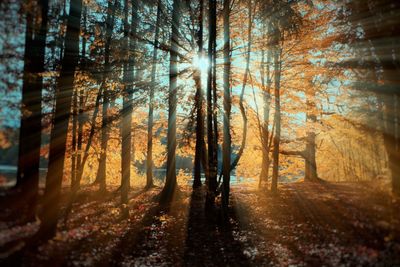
xmin=159 ymin=214 xmax=173 ymax=223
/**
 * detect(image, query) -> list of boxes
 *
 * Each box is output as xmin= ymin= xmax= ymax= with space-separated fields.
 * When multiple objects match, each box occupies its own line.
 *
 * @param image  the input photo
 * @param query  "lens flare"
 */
xmin=192 ymin=55 xmax=209 ymax=75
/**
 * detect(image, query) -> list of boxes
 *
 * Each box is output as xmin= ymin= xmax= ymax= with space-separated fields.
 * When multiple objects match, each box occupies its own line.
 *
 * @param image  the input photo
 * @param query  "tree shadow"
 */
xmin=0 ymin=188 xmax=150 ymax=267
xmin=105 ymin=191 xmax=188 ymax=266
xmin=183 ymin=187 xmax=252 ymax=267
xmin=105 ymin=204 xmax=164 ymax=266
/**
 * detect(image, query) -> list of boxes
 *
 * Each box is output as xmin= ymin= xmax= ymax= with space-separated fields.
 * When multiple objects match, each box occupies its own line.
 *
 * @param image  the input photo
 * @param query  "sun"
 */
xmin=192 ymin=54 xmax=209 ymax=75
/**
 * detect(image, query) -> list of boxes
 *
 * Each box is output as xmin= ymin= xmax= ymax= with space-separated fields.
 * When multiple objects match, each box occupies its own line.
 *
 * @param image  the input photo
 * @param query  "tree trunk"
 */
xmin=259 ymin=23 xmax=273 ymax=187
xmin=305 ymin=132 xmax=318 ymax=181
xmin=71 ymin=89 xmax=78 ymax=188
xmin=146 ymin=0 xmax=161 ymax=190
xmin=304 ymin=86 xmax=318 ymax=181
xmin=271 ymin=30 xmax=281 ymax=193
xmin=193 ymin=0 xmax=204 ymax=189
xmin=16 ymin=0 xmax=49 ymax=222
xmin=159 ymin=0 xmax=180 ymax=204
xmin=121 ymin=0 xmax=135 ymax=218
xmin=228 ymin=0 xmax=253 ymax=174
xmin=95 ymin=0 xmax=117 ymax=192
xmin=205 ymin=0 xmax=217 ymax=209
xmin=75 ymin=5 xmax=86 ymax=191
xmin=63 ymin=5 xmax=87 ymax=224
xmin=38 ymin=0 xmax=82 ymax=240
xmin=221 ymin=0 xmax=231 ymax=216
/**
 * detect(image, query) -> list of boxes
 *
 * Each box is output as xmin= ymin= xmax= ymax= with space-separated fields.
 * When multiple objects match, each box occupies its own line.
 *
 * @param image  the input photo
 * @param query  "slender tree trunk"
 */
xmin=206 ymin=0 xmax=217 ymax=209
xmin=259 ymin=24 xmax=273 ymax=187
xmin=229 ymin=0 xmax=253 ymax=172
xmin=212 ymin=46 xmax=218 ymax=181
xmin=222 ymin=0 xmax=231 ymax=216
xmin=71 ymin=90 xmax=78 ymax=188
xmin=304 ymin=86 xmax=318 ymax=181
xmin=95 ymin=0 xmax=117 ymax=192
xmin=271 ymin=31 xmax=281 ymax=193
xmin=75 ymin=5 xmax=86 ymax=190
xmin=217 ymin=0 xmax=254 ymax=186
xmin=121 ymin=0 xmax=135 ymax=218
xmin=75 ymin=87 xmax=103 ymax=184
xmin=64 ymin=5 xmax=88 ymax=224
xmin=159 ymin=0 xmax=180 ymax=203
xmin=146 ymin=0 xmax=161 ymax=189
xmin=193 ymin=0 xmax=204 ymax=189
xmin=16 ymin=0 xmax=49 ymax=221
xmin=38 ymin=0 xmax=82 ymax=240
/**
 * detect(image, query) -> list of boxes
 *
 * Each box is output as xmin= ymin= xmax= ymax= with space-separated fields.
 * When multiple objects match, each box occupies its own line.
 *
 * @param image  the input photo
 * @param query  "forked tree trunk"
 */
xmin=228 ymin=0 xmax=253 ymax=173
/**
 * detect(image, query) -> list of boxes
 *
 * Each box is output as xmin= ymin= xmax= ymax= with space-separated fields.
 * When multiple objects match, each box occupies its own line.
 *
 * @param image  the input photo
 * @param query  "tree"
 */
xmin=16 ymin=0 xmax=49 ymax=221
xmin=146 ymin=0 xmax=162 ymax=190
xmin=271 ymin=25 xmax=282 ymax=193
xmin=38 ymin=0 xmax=83 ymax=240
xmin=304 ymin=82 xmax=318 ymax=181
xmin=221 ymin=0 xmax=231 ymax=216
xmin=346 ymin=0 xmax=400 ymax=195
xmin=95 ymin=0 xmax=117 ymax=192
xmin=159 ymin=0 xmax=181 ymax=203
xmin=121 ymin=0 xmax=136 ymax=218
xmin=193 ymin=0 xmax=204 ymax=189
xmin=205 ymin=0 xmax=217 ymax=209
xmin=259 ymin=23 xmax=273 ymax=187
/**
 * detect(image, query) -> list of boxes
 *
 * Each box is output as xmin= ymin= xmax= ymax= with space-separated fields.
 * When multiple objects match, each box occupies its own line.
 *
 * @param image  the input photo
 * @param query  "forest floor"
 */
xmin=0 ymin=180 xmax=400 ymax=266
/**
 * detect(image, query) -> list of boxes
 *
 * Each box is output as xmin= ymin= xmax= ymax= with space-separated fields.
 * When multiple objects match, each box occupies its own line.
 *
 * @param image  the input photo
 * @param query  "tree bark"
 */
xmin=230 ymin=0 xmax=253 ymax=173
xmin=259 ymin=23 xmax=273 ymax=187
xmin=159 ymin=0 xmax=180 ymax=204
xmin=16 ymin=0 xmax=49 ymax=221
xmin=121 ymin=0 xmax=135 ymax=218
xmin=146 ymin=0 xmax=161 ymax=189
xmin=38 ymin=0 xmax=82 ymax=240
xmin=304 ymin=85 xmax=318 ymax=181
xmin=271 ymin=29 xmax=281 ymax=193
xmin=75 ymin=5 xmax=86 ymax=191
xmin=193 ymin=0 xmax=204 ymax=189
xmin=71 ymin=89 xmax=78 ymax=188
xmin=205 ymin=0 xmax=217 ymax=209
xmin=221 ymin=0 xmax=231 ymax=217
xmin=217 ymin=0 xmax=254 ymax=185
xmin=95 ymin=0 xmax=117 ymax=192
